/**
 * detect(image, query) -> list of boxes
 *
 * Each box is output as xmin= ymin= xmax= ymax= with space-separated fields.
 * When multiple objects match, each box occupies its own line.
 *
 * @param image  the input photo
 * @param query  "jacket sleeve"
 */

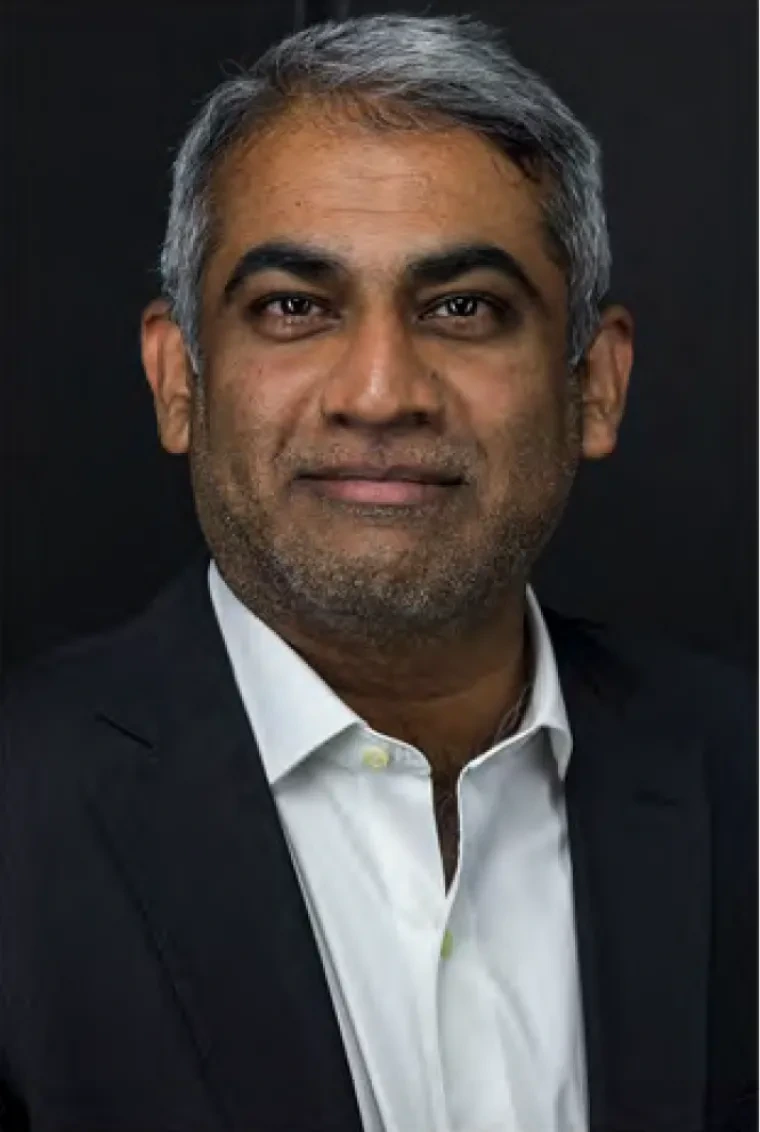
xmin=703 ymin=661 xmax=758 ymax=1131
xmin=0 ymin=680 xmax=30 ymax=1130
xmin=0 ymin=1077 xmax=29 ymax=1132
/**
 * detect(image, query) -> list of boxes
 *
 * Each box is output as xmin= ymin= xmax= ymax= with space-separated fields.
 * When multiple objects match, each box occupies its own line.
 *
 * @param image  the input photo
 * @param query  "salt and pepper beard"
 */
xmin=188 ymin=367 xmax=584 ymax=659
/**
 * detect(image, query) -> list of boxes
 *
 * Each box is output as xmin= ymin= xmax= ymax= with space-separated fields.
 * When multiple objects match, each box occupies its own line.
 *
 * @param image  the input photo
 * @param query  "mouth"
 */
xmin=298 ymin=478 xmax=459 ymax=505
xmin=295 ymin=466 xmax=465 ymax=507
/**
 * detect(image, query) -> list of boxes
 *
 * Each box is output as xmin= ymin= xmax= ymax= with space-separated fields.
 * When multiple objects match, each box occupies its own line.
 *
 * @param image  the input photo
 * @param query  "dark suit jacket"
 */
xmin=0 ymin=555 xmax=756 ymax=1132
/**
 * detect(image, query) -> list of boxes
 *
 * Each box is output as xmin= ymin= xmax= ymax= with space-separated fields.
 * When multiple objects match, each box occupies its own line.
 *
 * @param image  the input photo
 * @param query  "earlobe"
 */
xmin=580 ymin=304 xmax=634 ymax=461
xmin=581 ymin=406 xmax=616 ymax=460
xmin=140 ymin=299 xmax=193 ymax=455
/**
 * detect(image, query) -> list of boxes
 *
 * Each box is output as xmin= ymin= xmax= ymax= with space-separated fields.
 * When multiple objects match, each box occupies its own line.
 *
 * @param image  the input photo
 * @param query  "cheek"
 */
xmin=468 ymin=368 xmax=573 ymax=493
xmin=203 ymin=356 xmax=269 ymax=446
xmin=463 ymin=349 xmax=560 ymax=439
xmin=201 ymin=357 xmax=310 ymax=497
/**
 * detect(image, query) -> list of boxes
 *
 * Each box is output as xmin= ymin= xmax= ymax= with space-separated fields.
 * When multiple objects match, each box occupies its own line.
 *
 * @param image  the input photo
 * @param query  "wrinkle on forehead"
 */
xmin=214 ymin=94 xmax=539 ymax=214
xmin=200 ymin=97 xmax=566 ymax=326
xmin=218 ymin=135 xmax=539 ymax=243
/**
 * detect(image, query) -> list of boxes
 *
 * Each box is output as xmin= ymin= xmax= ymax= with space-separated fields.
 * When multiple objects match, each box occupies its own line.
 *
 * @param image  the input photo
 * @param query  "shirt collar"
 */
xmin=208 ymin=559 xmax=573 ymax=786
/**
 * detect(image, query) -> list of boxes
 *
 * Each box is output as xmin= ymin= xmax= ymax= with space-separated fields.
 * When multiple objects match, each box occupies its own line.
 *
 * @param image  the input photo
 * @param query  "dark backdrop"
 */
xmin=2 ymin=1 xmax=756 ymax=675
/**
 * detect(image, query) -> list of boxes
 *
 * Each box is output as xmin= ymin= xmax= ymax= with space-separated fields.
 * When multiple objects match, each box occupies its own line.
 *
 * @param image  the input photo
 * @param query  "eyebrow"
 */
xmin=221 ymin=239 xmax=548 ymax=313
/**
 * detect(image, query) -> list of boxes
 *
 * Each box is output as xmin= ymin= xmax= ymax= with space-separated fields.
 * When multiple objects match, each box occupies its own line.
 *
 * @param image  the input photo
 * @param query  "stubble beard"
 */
xmin=188 ymin=382 xmax=583 ymax=652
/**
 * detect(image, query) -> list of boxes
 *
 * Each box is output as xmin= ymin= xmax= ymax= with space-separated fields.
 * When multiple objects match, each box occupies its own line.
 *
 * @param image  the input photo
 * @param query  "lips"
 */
xmin=297 ymin=465 xmax=463 ymax=505
xmin=304 ymin=479 xmax=454 ymax=504
xmin=300 ymin=465 xmax=463 ymax=485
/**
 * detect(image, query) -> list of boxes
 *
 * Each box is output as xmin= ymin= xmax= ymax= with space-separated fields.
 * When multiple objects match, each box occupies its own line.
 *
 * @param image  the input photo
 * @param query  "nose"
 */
xmin=319 ymin=308 xmax=445 ymax=432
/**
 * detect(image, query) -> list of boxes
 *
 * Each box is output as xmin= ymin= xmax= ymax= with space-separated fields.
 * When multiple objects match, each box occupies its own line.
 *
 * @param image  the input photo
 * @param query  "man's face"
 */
xmin=174 ymin=104 xmax=585 ymax=645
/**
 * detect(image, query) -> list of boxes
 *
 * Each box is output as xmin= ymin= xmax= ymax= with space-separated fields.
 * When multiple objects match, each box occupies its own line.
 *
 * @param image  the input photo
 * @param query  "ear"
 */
xmin=578 ymin=304 xmax=634 ymax=460
xmin=140 ymin=299 xmax=195 ymax=455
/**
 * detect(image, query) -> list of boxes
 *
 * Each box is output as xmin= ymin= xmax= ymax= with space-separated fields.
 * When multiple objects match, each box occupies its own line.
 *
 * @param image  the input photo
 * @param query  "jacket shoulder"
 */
xmin=0 ymin=556 xmax=211 ymax=737
xmin=1 ymin=616 xmax=148 ymax=732
xmin=544 ymin=605 xmax=755 ymax=728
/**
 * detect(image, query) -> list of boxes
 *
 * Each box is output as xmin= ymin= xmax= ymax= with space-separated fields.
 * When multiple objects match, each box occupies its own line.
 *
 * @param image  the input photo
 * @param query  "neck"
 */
xmin=271 ymin=591 xmax=532 ymax=779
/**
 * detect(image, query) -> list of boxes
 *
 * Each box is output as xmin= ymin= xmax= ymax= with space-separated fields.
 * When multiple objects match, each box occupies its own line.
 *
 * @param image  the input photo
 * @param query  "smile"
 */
xmin=298 ymin=478 xmax=460 ymax=505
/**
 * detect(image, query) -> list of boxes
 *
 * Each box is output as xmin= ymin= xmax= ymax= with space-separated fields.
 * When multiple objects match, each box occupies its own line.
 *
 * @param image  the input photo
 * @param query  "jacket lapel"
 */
xmin=86 ymin=556 xmax=364 ymax=1132
xmin=547 ymin=611 xmax=710 ymax=1132
xmin=84 ymin=556 xmax=711 ymax=1132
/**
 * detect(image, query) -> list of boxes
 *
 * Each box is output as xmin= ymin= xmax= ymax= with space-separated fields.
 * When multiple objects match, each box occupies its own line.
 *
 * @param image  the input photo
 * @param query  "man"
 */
xmin=0 ymin=13 xmax=755 ymax=1132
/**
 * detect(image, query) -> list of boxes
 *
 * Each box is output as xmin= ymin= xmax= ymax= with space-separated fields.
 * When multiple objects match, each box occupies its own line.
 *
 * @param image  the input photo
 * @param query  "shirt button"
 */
xmin=362 ymin=746 xmax=390 ymax=770
xmin=441 ymin=930 xmax=454 ymax=959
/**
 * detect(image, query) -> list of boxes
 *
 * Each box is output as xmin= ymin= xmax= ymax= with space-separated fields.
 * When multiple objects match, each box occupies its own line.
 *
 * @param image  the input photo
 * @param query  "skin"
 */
xmin=142 ymin=99 xmax=633 ymax=880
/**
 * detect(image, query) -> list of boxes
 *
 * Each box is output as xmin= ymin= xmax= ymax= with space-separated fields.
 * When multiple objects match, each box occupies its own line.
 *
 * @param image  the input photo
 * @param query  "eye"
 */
xmin=433 ymin=296 xmax=483 ymax=318
xmin=258 ymin=294 xmax=324 ymax=319
xmin=422 ymin=293 xmax=517 ymax=336
xmin=246 ymin=293 xmax=335 ymax=339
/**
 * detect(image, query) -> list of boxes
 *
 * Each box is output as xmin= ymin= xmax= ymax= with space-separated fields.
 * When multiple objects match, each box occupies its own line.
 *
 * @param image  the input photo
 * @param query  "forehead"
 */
xmin=205 ymin=104 xmax=561 ymax=291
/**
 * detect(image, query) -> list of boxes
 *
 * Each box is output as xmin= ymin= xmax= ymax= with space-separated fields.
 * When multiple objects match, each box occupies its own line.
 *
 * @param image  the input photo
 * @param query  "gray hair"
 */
xmin=159 ymin=13 xmax=611 ymax=374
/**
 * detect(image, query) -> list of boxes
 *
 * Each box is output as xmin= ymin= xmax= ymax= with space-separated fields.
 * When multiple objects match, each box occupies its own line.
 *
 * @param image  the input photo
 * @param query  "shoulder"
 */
xmin=1 ymin=616 xmax=145 ymax=733
xmin=0 ymin=626 xmax=151 ymax=815
xmin=544 ymin=604 xmax=755 ymax=721
xmin=0 ymin=555 xmax=210 ymax=738
xmin=544 ymin=607 xmax=756 ymax=805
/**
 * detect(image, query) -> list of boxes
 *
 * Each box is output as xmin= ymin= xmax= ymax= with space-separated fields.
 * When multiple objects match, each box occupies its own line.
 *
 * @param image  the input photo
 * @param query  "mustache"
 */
xmin=297 ymin=464 xmax=466 ymax=485
xmin=291 ymin=449 xmax=472 ymax=484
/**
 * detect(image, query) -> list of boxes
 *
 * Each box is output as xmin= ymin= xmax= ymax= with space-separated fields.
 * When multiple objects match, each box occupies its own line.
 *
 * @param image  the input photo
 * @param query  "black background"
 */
xmin=2 ymin=1 xmax=757 ymax=674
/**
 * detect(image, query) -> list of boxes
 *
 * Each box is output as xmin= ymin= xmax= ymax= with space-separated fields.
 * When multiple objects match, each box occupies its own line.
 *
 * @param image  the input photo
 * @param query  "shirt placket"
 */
xmin=357 ymin=736 xmax=451 ymax=1132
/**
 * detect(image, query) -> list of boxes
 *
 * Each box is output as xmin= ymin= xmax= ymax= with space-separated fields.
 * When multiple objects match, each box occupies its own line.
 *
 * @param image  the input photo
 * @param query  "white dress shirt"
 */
xmin=209 ymin=560 xmax=588 ymax=1132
